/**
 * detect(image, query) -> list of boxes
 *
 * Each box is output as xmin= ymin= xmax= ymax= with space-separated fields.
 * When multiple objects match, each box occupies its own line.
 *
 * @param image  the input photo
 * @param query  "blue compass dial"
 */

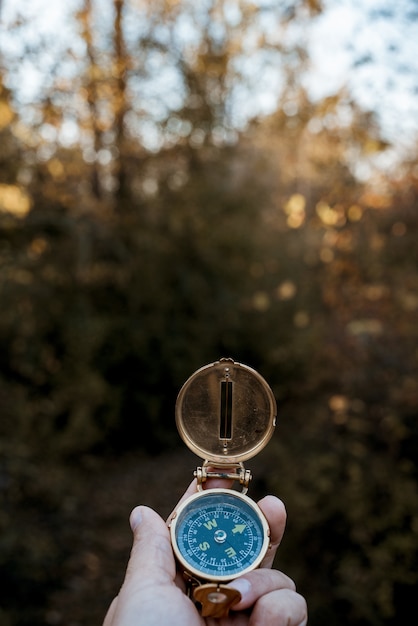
xmin=170 ymin=489 xmax=269 ymax=580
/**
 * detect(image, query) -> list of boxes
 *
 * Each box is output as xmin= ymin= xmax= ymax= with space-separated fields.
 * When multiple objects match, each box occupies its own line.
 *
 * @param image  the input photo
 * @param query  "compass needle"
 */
xmin=232 ymin=524 xmax=246 ymax=534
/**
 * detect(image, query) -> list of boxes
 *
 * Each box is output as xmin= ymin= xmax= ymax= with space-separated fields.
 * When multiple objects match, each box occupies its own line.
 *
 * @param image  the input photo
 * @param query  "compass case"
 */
xmin=169 ymin=487 xmax=271 ymax=583
xmin=175 ymin=358 xmax=277 ymax=465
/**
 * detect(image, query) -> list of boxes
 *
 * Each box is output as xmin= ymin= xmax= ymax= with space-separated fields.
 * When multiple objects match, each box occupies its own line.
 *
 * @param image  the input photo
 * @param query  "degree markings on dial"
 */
xmin=203 ymin=519 xmax=217 ymax=530
xmin=175 ymin=495 xmax=265 ymax=577
xmin=185 ymin=508 xmax=255 ymax=568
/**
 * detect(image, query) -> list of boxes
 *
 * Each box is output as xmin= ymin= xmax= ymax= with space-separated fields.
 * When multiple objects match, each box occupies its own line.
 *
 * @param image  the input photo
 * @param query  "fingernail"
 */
xmin=129 ymin=506 xmax=142 ymax=531
xmin=228 ymin=577 xmax=251 ymax=599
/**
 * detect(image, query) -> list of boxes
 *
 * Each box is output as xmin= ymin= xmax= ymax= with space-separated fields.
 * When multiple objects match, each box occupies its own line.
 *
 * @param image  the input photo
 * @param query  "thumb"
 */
xmin=103 ymin=507 xmax=175 ymax=626
xmin=124 ymin=506 xmax=176 ymax=588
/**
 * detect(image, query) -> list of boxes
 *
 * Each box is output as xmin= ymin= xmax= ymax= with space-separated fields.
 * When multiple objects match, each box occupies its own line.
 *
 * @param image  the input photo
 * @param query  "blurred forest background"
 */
xmin=0 ymin=0 xmax=417 ymax=625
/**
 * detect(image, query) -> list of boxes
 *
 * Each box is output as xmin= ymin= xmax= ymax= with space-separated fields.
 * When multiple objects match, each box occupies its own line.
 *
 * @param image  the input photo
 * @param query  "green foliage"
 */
xmin=267 ymin=190 xmax=418 ymax=626
xmin=0 ymin=1 xmax=417 ymax=624
xmin=2 ymin=144 xmax=417 ymax=625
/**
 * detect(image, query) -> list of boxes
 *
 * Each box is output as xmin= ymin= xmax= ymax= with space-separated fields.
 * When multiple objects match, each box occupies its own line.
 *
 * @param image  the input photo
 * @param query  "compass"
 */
xmin=169 ymin=358 xmax=277 ymax=618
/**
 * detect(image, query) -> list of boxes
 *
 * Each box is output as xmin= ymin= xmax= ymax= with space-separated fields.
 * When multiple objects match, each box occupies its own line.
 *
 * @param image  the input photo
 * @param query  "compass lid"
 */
xmin=175 ymin=358 xmax=277 ymax=464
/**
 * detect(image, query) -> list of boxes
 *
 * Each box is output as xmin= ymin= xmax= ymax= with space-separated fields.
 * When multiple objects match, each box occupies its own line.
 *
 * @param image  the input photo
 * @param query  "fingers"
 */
xmin=102 ymin=507 xmax=175 ymax=626
xmin=251 ymin=588 xmax=308 ymax=626
xmin=257 ymin=495 xmax=287 ymax=568
xmin=228 ymin=570 xmax=307 ymax=626
xmin=102 ymin=597 xmax=117 ymax=626
xmin=126 ymin=506 xmax=175 ymax=586
xmin=228 ymin=568 xmax=295 ymax=609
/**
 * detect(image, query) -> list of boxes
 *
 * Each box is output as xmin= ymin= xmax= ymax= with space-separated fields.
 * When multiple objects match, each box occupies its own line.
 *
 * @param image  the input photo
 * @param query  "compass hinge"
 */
xmin=195 ymin=463 xmax=252 ymax=494
xmin=183 ymin=571 xmax=201 ymax=598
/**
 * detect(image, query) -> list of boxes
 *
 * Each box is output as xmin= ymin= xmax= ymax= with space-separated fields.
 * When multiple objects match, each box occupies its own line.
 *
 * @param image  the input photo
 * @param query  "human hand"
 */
xmin=103 ymin=480 xmax=307 ymax=626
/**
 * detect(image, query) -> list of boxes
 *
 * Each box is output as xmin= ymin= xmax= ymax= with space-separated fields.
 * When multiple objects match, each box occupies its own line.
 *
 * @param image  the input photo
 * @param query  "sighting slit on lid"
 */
xmin=220 ymin=380 xmax=233 ymax=440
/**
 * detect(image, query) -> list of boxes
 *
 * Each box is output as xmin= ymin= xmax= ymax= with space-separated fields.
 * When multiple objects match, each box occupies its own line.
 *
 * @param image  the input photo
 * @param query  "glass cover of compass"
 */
xmin=170 ymin=488 xmax=270 ymax=581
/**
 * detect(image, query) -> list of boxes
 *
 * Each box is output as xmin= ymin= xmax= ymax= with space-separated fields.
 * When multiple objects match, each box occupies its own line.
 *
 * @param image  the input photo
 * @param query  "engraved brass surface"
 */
xmin=175 ymin=358 xmax=277 ymax=464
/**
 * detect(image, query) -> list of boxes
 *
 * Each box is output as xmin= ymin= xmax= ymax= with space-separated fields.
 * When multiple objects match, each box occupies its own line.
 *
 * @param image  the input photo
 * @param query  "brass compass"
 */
xmin=169 ymin=358 xmax=277 ymax=618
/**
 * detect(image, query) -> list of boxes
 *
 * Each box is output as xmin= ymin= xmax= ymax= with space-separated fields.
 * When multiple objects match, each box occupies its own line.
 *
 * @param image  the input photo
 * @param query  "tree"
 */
xmin=1 ymin=1 xmax=417 ymax=625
